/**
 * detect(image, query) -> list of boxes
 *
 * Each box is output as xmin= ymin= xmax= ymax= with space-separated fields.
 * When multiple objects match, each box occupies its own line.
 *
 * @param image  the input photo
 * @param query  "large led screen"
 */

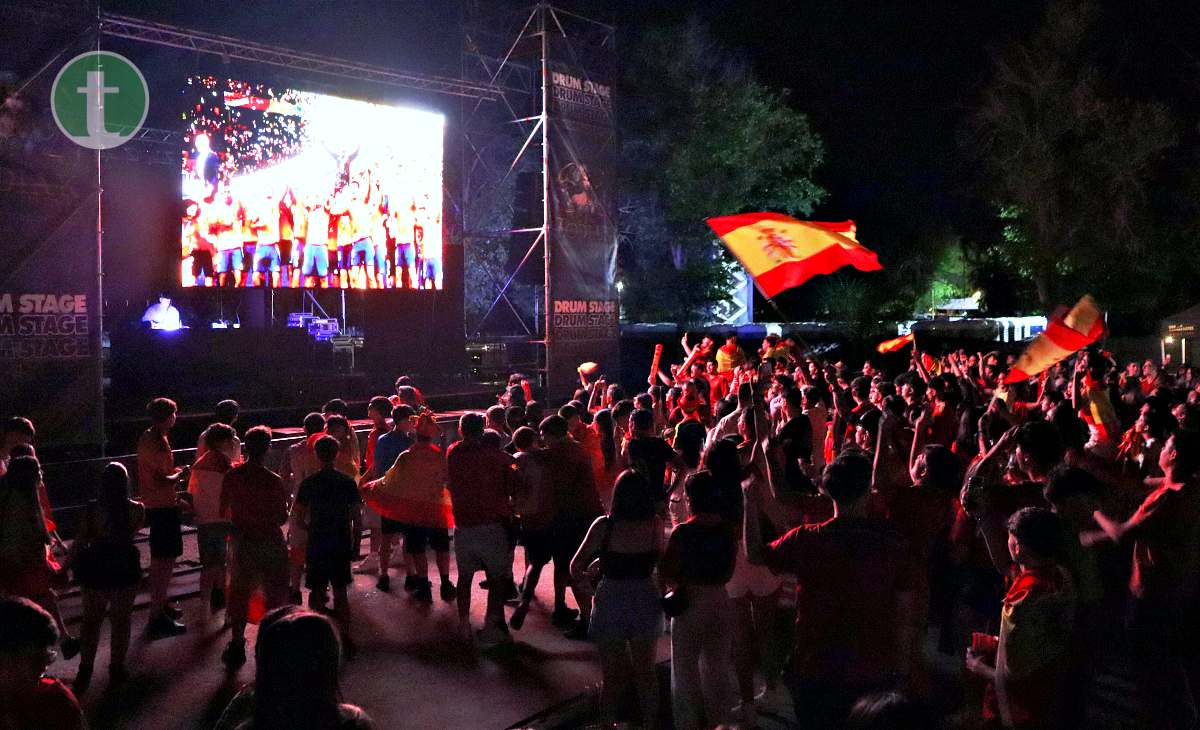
xmin=181 ymin=76 xmax=443 ymax=289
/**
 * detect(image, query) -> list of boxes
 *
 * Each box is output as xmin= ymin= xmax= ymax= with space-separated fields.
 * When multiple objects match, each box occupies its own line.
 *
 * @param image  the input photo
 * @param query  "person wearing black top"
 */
xmin=623 ymin=408 xmax=684 ymax=500
xmin=571 ymin=470 xmax=664 ymax=728
xmin=72 ymin=463 xmax=145 ymax=692
xmin=660 ymin=470 xmax=737 ymax=730
xmin=294 ymin=436 xmax=361 ymax=651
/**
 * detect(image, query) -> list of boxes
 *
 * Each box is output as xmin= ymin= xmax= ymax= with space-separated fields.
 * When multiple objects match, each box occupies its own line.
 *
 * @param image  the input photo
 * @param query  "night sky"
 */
xmin=12 ymin=0 xmax=1200 ymax=316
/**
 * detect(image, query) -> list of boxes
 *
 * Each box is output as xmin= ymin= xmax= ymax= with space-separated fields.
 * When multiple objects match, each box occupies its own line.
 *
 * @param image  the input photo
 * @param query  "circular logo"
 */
xmin=51 ymin=51 xmax=149 ymax=150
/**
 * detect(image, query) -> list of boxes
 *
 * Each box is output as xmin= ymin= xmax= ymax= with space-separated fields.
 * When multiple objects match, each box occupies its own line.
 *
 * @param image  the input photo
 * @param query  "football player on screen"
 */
xmin=211 ymin=188 xmax=244 ymax=288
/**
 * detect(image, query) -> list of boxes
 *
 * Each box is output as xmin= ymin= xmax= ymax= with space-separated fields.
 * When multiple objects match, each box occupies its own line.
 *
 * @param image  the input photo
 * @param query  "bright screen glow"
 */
xmin=181 ymin=75 xmax=443 ymax=290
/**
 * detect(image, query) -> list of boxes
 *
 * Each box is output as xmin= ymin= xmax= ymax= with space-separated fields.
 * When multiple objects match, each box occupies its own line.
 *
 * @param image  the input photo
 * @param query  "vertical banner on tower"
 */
xmin=546 ymin=38 xmax=620 ymax=400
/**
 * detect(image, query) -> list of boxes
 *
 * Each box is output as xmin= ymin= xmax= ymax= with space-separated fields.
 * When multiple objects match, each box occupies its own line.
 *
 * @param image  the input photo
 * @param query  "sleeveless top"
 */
xmin=599 ymin=519 xmax=659 ymax=580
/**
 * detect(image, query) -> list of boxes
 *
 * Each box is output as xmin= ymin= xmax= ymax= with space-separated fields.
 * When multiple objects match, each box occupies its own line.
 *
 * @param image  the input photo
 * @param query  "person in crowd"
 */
xmin=356 ymin=397 xmax=393 ymax=576
xmin=965 ymin=507 xmax=1076 ymax=729
xmin=745 ymin=449 xmax=910 ymax=728
xmin=363 ymin=412 xmax=454 ymax=604
xmin=588 ymin=408 xmax=621 ymax=509
xmin=189 ymin=423 xmax=238 ymax=617
xmin=196 ymin=399 xmax=241 ymax=460
xmin=0 ymin=455 xmax=72 ymax=653
xmin=71 ymin=462 xmax=144 ymax=692
xmin=294 ymin=436 xmax=360 ymax=652
xmin=660 ymin=470 xmax=738 ymax=730
xmin=445 ymin=412 xmax=516 ymax=646
xmin=138 ymin=397 xmax=190 ymax=638
xmin=1089 ymin=429 xmax=1200 ymax=728
xmin=286 ymin=412 xmax=327 ymax=602
xmin=361 ymin=404 xmax=415 ymax=583
xmin=570 ymin=470 xmax=663 ymax=728
xmin=220 ymin=426 xmax=290 ymax=667
xmin=214 ymin=607 xmax=373 ymax=730
xmin=0 ymin=597 xmax=85 ymax=730
xmin=623 ymin=408 xmax=682 ymax=499
xmin=536 ymin=414 xmax=602 ymax=639
xmin=0 ymin=416 xmax=37 ymax=478
xmin=665 ymin=419 xmax=705 ymax=527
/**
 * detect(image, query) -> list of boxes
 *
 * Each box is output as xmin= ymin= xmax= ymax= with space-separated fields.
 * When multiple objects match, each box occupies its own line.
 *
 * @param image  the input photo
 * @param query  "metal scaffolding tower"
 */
xmin=461 ymin=3 xmax=614 ymax=390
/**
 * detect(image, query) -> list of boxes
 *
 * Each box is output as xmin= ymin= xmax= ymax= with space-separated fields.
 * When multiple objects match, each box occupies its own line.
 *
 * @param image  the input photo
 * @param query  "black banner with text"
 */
xmin=547 ymin=52 xmax=619 ymax=398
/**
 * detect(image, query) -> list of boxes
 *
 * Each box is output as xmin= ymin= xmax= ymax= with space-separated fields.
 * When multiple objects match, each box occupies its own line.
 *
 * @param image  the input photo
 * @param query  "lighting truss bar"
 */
xmin=98 ymin=13 xmax=502 ymax=101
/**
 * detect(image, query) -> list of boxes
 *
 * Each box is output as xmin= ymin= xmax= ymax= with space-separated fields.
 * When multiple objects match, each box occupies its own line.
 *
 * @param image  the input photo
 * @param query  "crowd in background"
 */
xmin=2 ymin=331 xmax=1200 ymax=729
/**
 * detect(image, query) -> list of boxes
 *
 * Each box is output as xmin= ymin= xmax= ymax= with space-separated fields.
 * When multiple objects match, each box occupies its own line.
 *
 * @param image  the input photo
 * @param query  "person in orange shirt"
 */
xmin=136 ymin=398 xmax=189 ymax=638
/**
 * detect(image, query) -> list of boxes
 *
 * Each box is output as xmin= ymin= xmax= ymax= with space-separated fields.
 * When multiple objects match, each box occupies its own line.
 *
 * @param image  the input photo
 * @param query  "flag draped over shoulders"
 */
xmin=362 ymin=442 xmax=454 ymax=528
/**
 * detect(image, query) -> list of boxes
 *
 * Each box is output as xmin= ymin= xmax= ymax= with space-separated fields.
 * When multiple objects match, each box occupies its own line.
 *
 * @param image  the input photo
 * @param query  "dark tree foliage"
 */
xmin=617 ymin=20 xmax=825 ymax=324
xmin=969 ymin=0 xmax=1191 ymax=323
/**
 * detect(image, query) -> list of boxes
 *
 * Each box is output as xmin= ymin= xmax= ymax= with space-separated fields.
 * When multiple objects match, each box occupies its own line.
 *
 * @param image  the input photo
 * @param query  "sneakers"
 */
xmin=562 ymin=618 xmax=590 ymax=641
xmin=440 ymin=579 xmax=457 ymax=602
xmin=509 ymin=604 xmax=529 ymax=631
xmin=403 ymin=574 xmax=419 ymax=592
xmin=210 ymin=587 xmax=226 ymax=613
xmin=377 ymin=574 xmax=391 ymax=592
xmin=413 ymin=579 xmax=433 ymax=604
xmin=353 ymin=554 xmax=380 ymax=575
xmin=550 ymin=605 xmax=579 ymax=627
xmin=732 ymin=701 xmax=758 ymax=728
xmin=221 ymin=639 xmax=246 ymax=668
xmin=60 ymin=635 xmax=81 ymax=660
xmin=163 ymin=604 xmax=183 ymax=620
xmin=146 ymin=612 xmax=186 ymax=640
xmin=72 ymin=664 xmax=92 ymax=694
xmin=477 ymin=622 xmax=514 ymax=648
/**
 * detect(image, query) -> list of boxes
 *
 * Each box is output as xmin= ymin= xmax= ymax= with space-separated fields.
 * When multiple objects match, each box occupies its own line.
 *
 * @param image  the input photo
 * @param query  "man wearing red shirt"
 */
xmin=219 ymin=426 xmax=289 ymax=667
xmin=446 ymin=413 xmax=516 ymax=645
xmin=1092 ymin=430 xmax=1200 ymax=728
xmin=533 ymin=415 xmax=602 ymax=639
xmin=745 ymin=449 xmax=910 ymax=728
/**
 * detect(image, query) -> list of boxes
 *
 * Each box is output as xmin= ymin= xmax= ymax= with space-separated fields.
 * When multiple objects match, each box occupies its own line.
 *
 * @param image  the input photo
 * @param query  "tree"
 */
xmin=970 ymin=0 xmax=1178 ymax=314
xmin=617 ymin=20 xmax=826 ymax=324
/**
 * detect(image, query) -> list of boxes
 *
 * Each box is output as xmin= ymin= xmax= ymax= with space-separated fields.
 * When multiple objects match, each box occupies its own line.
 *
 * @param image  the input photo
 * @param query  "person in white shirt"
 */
xmin=187 ymin=424 xmax=239 ymax=618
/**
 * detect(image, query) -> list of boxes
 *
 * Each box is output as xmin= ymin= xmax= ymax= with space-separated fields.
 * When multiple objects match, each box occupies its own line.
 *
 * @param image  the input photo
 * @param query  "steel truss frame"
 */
xmin=461 ymin=3 xmax=614 ymax=390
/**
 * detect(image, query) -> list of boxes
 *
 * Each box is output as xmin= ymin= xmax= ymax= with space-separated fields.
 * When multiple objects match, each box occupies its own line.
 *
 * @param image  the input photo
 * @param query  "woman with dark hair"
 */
xmin=589 ymin=408 xmax=621 ymax=509
xmin=666 ymin=420 xmax=705 ymax=526
xmin=570 ymin=470 xmax=663 ymax=728
xmin=0 ymin=456 xmax=56 ymax=624
xmin=660 ymin=470 xmax=737 ymax=730
xmin=71 ymin=462 xmax=145 ymax=692
xmin=215 ymin=607 xmax=372 ymax=730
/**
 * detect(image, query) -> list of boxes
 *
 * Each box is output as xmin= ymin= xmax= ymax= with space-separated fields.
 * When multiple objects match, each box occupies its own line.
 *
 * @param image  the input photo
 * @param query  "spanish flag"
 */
xmin=706 ymin=212 xmax=883 ymax=298
xmin=1003 ymin=295 xmax=1104 ymax=384
xmin=877 ymin=333 xmax=915 ymax=354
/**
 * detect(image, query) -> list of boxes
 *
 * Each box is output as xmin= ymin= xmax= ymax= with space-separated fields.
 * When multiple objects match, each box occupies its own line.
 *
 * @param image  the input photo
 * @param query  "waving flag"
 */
xmin=706 ymin=212 xmax=883 ymax=298
xmin=1003 ymin=295 xmax=1104 ymax=384
xmin=877 ymin=333 xmax=915 ymax=354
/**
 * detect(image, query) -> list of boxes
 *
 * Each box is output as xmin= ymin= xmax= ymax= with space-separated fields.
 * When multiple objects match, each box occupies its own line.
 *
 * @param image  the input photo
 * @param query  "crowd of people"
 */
xmin=3 ymin=331 xmax=1200 ymax=729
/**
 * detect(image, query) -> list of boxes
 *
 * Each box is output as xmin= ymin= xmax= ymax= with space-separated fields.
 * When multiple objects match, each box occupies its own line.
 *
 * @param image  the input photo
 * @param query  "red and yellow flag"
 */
xmin=877 ymin=333 xmax=915 ymax=354
xmin=706 ymin=212 xmax=883 ymax=298
xmin=1003 ymin=295 xmax=1104 ymax=384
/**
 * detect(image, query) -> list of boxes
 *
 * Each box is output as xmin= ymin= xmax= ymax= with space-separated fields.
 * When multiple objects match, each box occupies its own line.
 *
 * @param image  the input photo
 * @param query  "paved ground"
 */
xmin=53 ymin=539 xmax=674 ymax=730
